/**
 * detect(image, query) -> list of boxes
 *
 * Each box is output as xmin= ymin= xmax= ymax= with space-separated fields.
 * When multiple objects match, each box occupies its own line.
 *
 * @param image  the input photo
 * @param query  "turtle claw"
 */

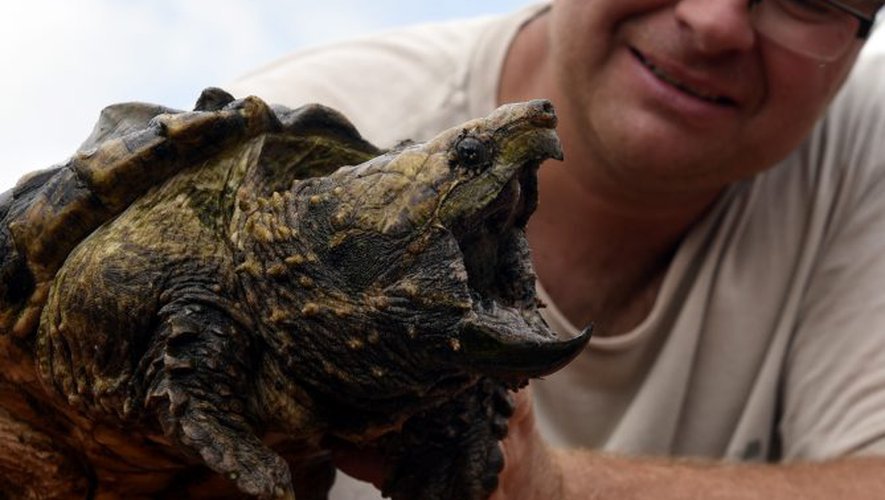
xmin=209 ymin=435 xmax=293 ymax=499
xmin=145 ymin=302 xmax=295 ymax=498
xmin=159 ymin=402 xmax=295 ymax=499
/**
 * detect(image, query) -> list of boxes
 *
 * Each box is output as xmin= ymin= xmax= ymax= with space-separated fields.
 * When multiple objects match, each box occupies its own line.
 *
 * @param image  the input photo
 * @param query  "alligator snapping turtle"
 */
xmin=0 ymin=88 xmax=589 ymax=499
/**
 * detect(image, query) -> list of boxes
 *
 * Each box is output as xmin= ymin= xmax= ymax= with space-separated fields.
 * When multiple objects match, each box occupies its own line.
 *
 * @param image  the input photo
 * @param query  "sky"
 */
xmin=0 ymin=0 xmax=536 ymax=190
xmin=2 ymin=2 xmax=883 ymax=191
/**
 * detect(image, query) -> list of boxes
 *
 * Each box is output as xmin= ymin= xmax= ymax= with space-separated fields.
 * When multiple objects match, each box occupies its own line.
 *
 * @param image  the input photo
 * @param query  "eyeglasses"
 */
xmin=749 ymin=0 xmax=881 ymax=61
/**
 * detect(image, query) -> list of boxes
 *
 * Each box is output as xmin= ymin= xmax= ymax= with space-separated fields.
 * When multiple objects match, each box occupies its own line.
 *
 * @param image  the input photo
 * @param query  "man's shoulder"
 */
xmin=830 ymin=46 xmax=885 ymax=121
xmin=795 ymin=46 xmax=885 ymax=194
xmin=232 ymin=16 xmax=487 ymax=94
xmin=225 ymin=11 xmax=528 ymax=147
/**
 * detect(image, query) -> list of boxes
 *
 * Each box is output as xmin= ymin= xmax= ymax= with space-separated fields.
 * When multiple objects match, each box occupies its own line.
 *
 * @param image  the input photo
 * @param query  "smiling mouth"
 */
xmin=631 ymin=48 xmax=736 ymax=107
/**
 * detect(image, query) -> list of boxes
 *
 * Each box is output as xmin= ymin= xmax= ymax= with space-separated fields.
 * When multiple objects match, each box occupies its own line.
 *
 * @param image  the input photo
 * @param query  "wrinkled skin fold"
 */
xmin=0 ymin=88 xmax=590 ymax=499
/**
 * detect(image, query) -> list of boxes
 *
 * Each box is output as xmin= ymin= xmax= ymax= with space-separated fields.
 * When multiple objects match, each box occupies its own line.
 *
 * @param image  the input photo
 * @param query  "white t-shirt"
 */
xmin=228 ymin=2 xmax=885 ymax=496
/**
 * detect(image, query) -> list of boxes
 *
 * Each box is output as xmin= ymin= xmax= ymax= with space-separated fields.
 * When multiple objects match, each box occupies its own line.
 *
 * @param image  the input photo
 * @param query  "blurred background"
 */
xmin=0 ymin=0 xmax=535 ymax=189
xmin=2 ymin=1 xmax=883 ymax=190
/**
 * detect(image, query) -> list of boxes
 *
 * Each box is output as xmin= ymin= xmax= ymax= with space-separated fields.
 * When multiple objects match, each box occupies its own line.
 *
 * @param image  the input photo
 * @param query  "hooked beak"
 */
xmin=454 ymin=313 xmax=591 ymax=382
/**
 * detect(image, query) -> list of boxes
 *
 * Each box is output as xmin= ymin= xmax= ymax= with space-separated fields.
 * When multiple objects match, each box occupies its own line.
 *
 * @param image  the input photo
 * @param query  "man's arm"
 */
xmin=493 ymin=390 xmax=885 ymax=500
xmin=552 ymin=449 xmax=885 ymax=500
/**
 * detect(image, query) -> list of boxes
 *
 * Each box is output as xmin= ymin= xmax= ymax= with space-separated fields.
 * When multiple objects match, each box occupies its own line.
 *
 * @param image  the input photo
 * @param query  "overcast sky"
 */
xmin=2 ymin=2 xmax=883 ymax=191
xmin=0 ymin=0 xmax=536 ymax=190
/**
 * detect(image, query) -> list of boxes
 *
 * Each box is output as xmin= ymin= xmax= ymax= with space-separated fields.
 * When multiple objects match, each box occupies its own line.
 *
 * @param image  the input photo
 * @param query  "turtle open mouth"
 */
xmin=450 ymin=138 xmax=589 ymax=382
xmin=451 ymin=102 xmax=561 ymax=318
xmin=458 ymin=163 xmax=541 ymax=316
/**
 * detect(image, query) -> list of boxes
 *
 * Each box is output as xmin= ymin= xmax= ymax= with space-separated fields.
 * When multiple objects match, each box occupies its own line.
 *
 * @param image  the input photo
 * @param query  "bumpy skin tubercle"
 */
xmin=0 ymin=89 xmax=589 ymax=499
xmin=380 ymin=379 xmax=515 ymax=499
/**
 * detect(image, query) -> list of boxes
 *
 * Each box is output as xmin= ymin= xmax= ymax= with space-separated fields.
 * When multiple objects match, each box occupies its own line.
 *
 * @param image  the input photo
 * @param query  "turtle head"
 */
xmin=300 ymin=100 xmax=588 ymax=389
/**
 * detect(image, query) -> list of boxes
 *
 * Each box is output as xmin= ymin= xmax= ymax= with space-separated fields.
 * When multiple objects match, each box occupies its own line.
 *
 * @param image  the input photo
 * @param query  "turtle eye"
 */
xmin=454 ymin=136 xmax=491 ymax=172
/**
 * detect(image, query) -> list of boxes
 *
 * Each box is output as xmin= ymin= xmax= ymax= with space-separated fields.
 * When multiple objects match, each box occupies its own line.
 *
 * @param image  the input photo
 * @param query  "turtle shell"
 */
xmin=0 ymin=89 xmax=384 ymax=498
xmin=0 ymin=88 xmax=378 ymax=349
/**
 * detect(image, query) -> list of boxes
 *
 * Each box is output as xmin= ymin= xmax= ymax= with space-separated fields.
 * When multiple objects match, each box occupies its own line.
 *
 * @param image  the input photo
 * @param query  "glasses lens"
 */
xmin=751 ymin=0 xmax=861 ymax=61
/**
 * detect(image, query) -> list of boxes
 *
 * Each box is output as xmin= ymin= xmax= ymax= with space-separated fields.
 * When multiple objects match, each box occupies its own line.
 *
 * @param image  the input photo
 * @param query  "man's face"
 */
xmin=548 ymin=0 xmax=867 ymax=196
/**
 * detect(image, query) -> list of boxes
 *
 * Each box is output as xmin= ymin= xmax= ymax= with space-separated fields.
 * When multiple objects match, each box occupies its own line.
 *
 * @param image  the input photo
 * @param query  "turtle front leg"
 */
xmin=380 ymin=378 xmax=514 ymax=500
xmin=142 ymin=301 xmax=295 ymax=499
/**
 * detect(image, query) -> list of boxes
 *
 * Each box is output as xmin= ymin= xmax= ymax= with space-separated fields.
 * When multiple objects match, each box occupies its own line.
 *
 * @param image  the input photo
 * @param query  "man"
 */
xmin=228 ymin=1 xmax=885 ymax=498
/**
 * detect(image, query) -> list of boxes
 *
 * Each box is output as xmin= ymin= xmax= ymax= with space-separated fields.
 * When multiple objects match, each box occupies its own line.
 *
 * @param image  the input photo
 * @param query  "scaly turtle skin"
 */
xmin=0 ymin=88 xmax=589 ymax=499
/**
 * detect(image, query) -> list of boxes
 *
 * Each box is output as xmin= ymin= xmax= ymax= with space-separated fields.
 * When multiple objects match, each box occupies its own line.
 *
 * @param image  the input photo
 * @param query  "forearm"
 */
xmin=551 ymin=449 xmax=885 ymax=500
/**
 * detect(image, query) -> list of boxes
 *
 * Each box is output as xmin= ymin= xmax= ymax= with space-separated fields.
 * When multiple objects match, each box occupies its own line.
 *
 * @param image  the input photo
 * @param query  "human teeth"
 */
xmin=636 ymin=51 xmax=731 ymax=105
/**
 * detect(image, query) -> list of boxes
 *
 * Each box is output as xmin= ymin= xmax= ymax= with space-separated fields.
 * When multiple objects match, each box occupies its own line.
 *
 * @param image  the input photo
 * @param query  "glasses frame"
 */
xmin=748 ymin=0 xmax=877 ymax=38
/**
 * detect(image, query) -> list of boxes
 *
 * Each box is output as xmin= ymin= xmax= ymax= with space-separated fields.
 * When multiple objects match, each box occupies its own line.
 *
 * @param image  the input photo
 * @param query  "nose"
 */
xmin=674 ymin=0 xmax=756 ymax=55
xmin=526 ymin=99 xmax=557 ymax=128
